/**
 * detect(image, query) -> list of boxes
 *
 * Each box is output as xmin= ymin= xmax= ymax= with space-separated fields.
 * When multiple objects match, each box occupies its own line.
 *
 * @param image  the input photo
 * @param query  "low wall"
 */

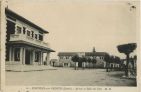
xmin=5 ymin=61 xmax=22 ymax=65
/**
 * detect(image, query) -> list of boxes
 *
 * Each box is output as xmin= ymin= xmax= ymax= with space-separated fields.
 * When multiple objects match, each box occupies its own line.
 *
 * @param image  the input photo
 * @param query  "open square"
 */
xmin=6 ymin=68 xmax=136 ymax=86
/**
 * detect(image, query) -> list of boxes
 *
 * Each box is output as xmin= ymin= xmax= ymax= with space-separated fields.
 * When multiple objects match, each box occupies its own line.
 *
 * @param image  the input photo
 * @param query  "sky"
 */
xmin=7 ymin=0 xmax=139 ymax=59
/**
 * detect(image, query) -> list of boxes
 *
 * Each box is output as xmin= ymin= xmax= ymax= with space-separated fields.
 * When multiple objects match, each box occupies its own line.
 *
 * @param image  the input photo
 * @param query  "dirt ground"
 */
xmin=6 ymin=68 xmax=136 ymax=86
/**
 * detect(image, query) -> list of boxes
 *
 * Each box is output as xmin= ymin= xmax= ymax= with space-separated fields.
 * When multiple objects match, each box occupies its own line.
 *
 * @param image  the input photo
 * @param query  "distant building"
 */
xmin=121 ymin=57 xmax=136 ymax=70
xmin=58 ymin=48 xmax=109 ymax=68
xmin=5 ymin=8 xmax=55 ymax=65
xmin=50 ymin=59 xmax=58 ymax=67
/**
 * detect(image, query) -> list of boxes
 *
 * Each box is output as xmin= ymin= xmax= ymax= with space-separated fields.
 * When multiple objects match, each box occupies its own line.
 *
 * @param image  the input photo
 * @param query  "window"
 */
xmin=39 ymin=34 xmax=43 ymax=41
xmin=27 ymin=30 xmax=30 ymax=36
xmin=31 ymin=31 xmax=34 ymax=38
xmin=63 ymin=56 xmax=66 ymax=59
xmin=17 ymin=26 xmax=22 ymax=34
xmin=35 ymin=34 xmax=38 ymax=39
xmin=64 ymin=63 xmax=68 ymax=66
xmin=23 ymin=27 xmax=26 ymax=34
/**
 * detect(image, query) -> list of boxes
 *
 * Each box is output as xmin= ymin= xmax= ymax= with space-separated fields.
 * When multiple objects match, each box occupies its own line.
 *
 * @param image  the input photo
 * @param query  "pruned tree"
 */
xmin=81 ymin=56 xmax=87 ymax=69
xmin=91 ymin=58 xmax=97 ymax=69
xmin=104 ymin=54 xmax=110 ymax=72
xmin=71 ymin=55 xmax=79 ymax=70
xmin=117 ymin=43 xmax=137 ymax=77
xmin=87 ymin=58 xmax=92 ymax=68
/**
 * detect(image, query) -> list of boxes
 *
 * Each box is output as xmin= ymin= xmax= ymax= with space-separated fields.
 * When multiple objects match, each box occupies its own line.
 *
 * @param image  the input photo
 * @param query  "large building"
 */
xmin=5 ymin=8 xmax=55 ymax=65
xmin=58 ymin=48 xmax=109 ymax=68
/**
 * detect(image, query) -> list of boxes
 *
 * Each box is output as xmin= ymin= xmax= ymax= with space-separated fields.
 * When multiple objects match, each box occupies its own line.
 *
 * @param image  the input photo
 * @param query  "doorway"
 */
xmin=25 ymin=50 xmax=31 ymax=64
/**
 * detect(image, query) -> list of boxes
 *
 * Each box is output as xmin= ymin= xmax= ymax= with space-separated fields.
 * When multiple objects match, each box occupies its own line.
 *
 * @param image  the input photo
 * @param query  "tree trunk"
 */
xmin=125 ymin=54 xmax=129 ymax=77
xmin=132 ymin=60 xmax=135 ymax=70
xmin=106 ymin=62 xmax=109 ymax=72
xmin=93 ymin=63 xmax=94 ymax=69
xmin=75 ymin=62 xmax=76 ymax=70
xmin=83 ymin=62 xmax=85 ymax=69
xmin=89 ymin=62 xmax=90 ymax=69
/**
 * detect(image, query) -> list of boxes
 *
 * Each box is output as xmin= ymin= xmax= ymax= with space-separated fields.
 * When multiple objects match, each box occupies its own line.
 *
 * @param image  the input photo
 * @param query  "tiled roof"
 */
xmin=5 ymin=8 xmax=49 ymax=34
xmin=58 ymin=52 xmax=109 ymax=56
xmin=85 ymin=52 xmax=108 ymax=56
xmin=58 ymin=52 xmax=78 ymax=56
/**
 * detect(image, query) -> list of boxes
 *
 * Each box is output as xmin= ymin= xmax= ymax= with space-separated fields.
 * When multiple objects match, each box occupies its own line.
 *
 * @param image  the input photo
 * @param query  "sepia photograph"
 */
xmin=0 ymin=0 xmax=140 ymax=92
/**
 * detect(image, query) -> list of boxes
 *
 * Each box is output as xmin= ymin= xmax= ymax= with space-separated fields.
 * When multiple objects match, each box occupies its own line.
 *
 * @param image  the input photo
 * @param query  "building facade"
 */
xmin=5 ymin=8 xmax=55 ymax=65
xmin=58 ymin=48 xmax=109 ymax=68
xmin=58 ymin=52 xmax=85 ymax=67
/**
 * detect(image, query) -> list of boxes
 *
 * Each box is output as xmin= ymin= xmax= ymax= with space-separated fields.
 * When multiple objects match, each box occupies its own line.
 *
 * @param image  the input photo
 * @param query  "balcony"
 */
xmin=9 ymin=34 xmax=49 ymax=48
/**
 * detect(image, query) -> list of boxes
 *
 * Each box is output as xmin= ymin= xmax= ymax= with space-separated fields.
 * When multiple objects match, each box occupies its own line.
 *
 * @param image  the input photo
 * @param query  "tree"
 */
xmin=87 ymin=58 xmax=92 ymax=68
xmin=78 ymin=57 xmax=83 ymax=68
xmin=114 ymin=56 xmax=121 ymax=70
xmin=110 ymin=56 xmax=116 ymax=71
xmin=133 ymin=55 xmax=137 ymax=70
xmin=81 ymin=56 xmax=87 ymax=69
xmin=71 ymin=55 xmax=79 ymax=70
xmin=117 ymin=43 xmax=137 ymax=77
xmin=133 ymin=55 xmax=137 ymax=75
xmin=104 ymin=54 xmax=110 ymax=72
xmin=91 ymin=58 xmax=97 ymax=69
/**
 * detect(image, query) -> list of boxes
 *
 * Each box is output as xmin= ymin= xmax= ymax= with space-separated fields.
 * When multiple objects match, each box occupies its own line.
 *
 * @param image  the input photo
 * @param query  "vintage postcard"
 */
xmin=0 ymin=0 xmax=140 ymax=92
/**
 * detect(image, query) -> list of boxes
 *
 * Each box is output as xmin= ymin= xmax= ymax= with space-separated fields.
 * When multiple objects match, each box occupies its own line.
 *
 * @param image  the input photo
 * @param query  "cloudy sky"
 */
xmin=8 ymin=0 xmax=139 ymax=59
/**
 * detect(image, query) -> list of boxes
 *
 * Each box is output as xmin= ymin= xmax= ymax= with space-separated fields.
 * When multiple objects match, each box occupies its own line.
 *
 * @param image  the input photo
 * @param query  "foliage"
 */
xmin=117 ymin=43 xmax=137 ymax=77
xmin=81 ymin=56 xmax=87 ymax=62
xmin=87 ymin=58 xmax=92 ymax=63
xmin=71 ymin=55 xmax=79 ymax=62
xmin=91 ymin=58 xmax=96 ymax=64
xmin=104 ymin=54 xmax=110 ymax=63
xmin=117 ymin=43 xmax=137 ymax=54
